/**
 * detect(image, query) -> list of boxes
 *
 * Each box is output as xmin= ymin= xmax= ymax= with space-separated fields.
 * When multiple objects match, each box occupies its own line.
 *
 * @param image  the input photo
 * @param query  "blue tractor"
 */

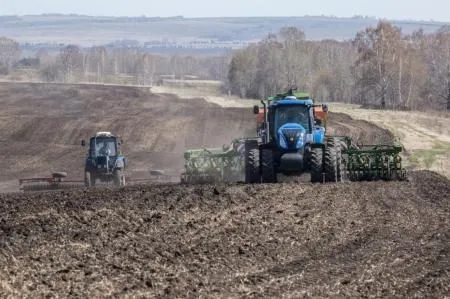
xmin=244 ymin=89 xmax=343 ymax=183
xmin=81 ymin=131 xmax=127 ymax=187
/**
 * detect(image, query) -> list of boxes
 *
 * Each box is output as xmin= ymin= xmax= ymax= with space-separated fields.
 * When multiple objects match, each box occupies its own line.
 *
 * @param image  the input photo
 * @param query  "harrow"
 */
xmin=19 ymin=172 xmax=84 ymax=192
xmin=19 ymin=170 xmax=172 ymax=192
xmin=341 ymin=139 xmax=407 ymax=181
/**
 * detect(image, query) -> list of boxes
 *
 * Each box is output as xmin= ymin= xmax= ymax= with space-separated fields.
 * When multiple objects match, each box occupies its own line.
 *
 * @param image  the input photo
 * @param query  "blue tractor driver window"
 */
xmin=275 ymin=105 xmax=310 ymax=131
xmin=96 ymin=139 xmax=117 ymax=156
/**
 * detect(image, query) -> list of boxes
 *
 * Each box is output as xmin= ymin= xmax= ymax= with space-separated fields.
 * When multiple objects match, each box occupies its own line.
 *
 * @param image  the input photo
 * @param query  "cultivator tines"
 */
xmin=344 ymin=144 xmax=407 ymax=181
xmin=19 ymin=172 xmax=84 ymax=192
xmin=181 ymin=139 xmax=248 ymax=184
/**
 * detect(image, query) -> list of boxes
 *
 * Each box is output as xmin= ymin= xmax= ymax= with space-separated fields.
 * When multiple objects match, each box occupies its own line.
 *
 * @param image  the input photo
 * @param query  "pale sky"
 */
xmin=1 ymin=0 xmax=449 ymax=22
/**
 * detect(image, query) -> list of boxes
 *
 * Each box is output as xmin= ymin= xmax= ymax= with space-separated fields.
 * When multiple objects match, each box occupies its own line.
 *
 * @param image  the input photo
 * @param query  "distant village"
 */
xmin=19 ymin=39 xmax=251 ymax=55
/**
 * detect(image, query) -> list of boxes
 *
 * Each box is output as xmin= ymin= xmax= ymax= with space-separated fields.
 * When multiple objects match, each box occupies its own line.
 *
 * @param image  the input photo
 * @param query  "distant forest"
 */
xmin=1 ymin=20 xmax=450 ymax=110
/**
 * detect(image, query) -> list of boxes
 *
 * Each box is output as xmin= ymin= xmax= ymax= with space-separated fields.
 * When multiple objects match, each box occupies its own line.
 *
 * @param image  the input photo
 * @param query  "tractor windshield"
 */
xmin=274 ymin=105 xmax=310 ymax=132
xmin=91 ymin=137 xmax=117 ymax=156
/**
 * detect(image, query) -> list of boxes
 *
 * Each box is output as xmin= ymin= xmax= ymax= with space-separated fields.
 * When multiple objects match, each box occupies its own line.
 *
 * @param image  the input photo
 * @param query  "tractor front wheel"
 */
xmin=261 ymin=149 xmax=276 ymax=183
xmin=114 ymin=169 xmax=125 ymax=187
xmin=85 ymin=171 xmax=95 ymax=187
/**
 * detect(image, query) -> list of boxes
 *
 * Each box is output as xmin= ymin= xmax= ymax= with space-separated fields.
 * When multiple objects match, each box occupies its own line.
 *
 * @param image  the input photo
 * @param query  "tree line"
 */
xmin=228 ymin=22 xmax=450 ymax=110
xmin=0 ymin=37 xmax=231 ymax=85
xmin=1 ymin=20 xmax=450 ymax=110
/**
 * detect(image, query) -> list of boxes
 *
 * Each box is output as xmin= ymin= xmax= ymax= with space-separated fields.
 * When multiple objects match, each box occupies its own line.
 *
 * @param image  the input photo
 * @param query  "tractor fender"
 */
xmin=313 ymin=126 xmax=325 ymax=144
xmin=115 ymin=157 xmax=125 ymax=169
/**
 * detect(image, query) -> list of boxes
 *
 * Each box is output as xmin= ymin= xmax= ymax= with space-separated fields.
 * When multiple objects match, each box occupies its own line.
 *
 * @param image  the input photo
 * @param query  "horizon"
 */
xmin=2 ymin=0 xmax=450 ymax=23
xmin=1 ymin=13 xmax=448 ymax=24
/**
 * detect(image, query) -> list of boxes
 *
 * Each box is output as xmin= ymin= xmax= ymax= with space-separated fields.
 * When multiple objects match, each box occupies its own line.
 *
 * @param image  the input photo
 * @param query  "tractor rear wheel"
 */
xmin=324 ymin=140 xmax=338 ymax=182
xmin=261 ymin=149 xmax=276 ymax=183
xmin=244 ymin=139 xmax=260 ymax=183
xmin=85 ymin=171 xmax=95 ymax=187
xmin=336 ymin=150 xmax=343 ymax=182
xmin=327 ymin=137 xmax=344 ymax=182
xmin=310 ymin=147 xmax=324 ymax=183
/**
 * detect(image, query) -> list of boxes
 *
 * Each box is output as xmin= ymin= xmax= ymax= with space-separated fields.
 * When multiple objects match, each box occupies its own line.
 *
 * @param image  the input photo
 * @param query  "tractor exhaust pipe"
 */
xmin=261 ymin=99 xmax=269 ymax=143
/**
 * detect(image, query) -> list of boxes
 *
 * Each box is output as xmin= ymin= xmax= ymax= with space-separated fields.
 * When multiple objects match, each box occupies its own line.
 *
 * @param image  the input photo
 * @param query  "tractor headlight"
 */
xmin=296 ymin=132 xmax=305 ymax=148
xmin=279 ymin=133 xmax=288 ymax=149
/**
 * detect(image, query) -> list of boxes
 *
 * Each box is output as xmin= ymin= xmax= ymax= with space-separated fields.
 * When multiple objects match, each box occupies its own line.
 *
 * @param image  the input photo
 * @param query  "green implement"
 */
xmin=181 ymin=138 xmax=256 ymax=184
xmin=335 ymin=136 xmax=407 ymax=181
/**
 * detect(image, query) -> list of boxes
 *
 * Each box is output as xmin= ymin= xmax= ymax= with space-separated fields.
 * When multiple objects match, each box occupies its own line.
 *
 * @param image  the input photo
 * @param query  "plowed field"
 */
xmin=0 ymin=171 xmax=448 ymax=297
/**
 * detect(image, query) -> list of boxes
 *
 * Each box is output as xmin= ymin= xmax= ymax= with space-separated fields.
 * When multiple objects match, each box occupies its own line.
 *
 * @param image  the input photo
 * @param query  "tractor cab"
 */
xmin=254 ymin=92 xmax=328 ymax=150
xmin=89 ymin=132 xmax=119 ymax=157
xmin=268 ymin=97 xmax=315 ymax=151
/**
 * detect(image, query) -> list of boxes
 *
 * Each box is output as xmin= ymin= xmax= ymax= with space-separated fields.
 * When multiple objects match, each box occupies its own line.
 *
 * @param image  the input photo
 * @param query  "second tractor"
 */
xmin=82 ymin=131 xmax=127 ymax=187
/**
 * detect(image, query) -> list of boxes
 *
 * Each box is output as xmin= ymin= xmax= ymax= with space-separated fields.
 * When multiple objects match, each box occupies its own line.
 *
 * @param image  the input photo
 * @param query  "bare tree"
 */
xmin=86 ymin=46 xmax=107 ymax=82
xmin=0 ymin=37 xmax=20 ymax=74
xmin=136 ymin=53 xmax=157 ymax=85
xmin=228 ymin=45 xmax=258 ymax=98
xmin=353 ymin=21 xmax=403 ymax=108
xmin=59 ymin=45 xmax=83 ymax=82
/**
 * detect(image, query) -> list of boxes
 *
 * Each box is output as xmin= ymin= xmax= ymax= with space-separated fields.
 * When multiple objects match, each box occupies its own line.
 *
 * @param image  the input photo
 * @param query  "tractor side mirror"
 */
xmin=253 ymin=105 xmax=259 ymax=114
xmin=81 ymin=140 xmax=85 ymax=146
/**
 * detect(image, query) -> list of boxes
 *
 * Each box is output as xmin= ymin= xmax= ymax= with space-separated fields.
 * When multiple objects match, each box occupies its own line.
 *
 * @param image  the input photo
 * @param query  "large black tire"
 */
xmin=244 ymin=140 xmax=260 ymax=184
xmin=114 ymin=169 xmax=125 ymax=187
xmin=324 ymin=138 xmax=338 ymax=182
xmin=310 ymin=147 xmax=324 ymax=183
xmin=85 ymin=171 xmax=95 ymax=187
xmin=261 ymin=149 xmax=276 ymax=183
xmin=327 ymin=137 xmax=344 ymax=182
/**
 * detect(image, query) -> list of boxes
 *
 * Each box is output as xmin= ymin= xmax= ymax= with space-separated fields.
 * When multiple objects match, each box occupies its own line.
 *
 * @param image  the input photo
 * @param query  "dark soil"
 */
xmin=0 ymin=171 xmax=448 ymax=297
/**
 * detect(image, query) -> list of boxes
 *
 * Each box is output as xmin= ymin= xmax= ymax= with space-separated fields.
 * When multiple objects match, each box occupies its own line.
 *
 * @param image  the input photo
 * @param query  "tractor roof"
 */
xmin=95 ymin=131 xmax=115 ymax=137
xmin=268 ymin=91 xmax=311 ymax=101
xmin=270 ymin=98 xmax=314 ymax=107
